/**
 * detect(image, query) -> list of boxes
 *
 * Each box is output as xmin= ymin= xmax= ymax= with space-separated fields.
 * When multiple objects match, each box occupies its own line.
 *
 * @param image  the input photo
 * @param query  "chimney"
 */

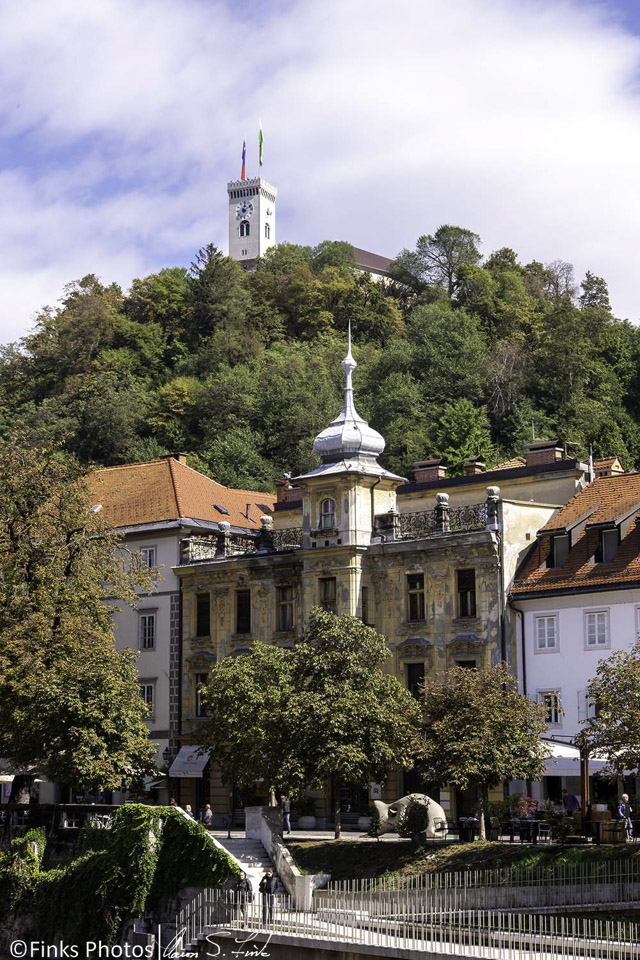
xmin=275 ymin=478 xmax=302 ymax=503
xmin=524 ymin=440 xmax=563 ymax=467
xmin=171 ymin=452 xmax=188 ymax=465
xmin=463 ymin=456 xmax=486 ymax=477
xmin=412 ymin=459 xmax=447 ymax=484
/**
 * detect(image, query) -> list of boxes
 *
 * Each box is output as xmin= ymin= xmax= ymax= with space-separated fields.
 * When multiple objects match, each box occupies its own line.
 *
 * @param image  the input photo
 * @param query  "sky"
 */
xmin=1 ymin=0 xmax=640 ymax=343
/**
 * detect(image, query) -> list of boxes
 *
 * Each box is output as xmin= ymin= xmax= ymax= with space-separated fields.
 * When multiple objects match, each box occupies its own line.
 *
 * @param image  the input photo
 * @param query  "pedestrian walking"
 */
xmin=619 ymin=793 xmax=633 ymax=839
xmin=200 ymin=803 xmax=213 ymax=828
xmin=184 ymin=804 xmax=195 ymax=819
xmin=279 ymin=793 xmax=291 ymax=835
xmin=259 ymin=867 xmax=278 ymax=923
xmin=234 ymin=870 xmax=253 ymax=922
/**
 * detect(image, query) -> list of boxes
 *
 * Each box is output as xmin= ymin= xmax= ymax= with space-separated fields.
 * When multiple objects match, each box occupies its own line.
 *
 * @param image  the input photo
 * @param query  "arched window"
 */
xmin=239 ymin=220 xmax=250 ymax=237
xmin=265 ymin=223 xmax=270 ymax=239
xmin=320 ymin=498 xmax=336 ymax=530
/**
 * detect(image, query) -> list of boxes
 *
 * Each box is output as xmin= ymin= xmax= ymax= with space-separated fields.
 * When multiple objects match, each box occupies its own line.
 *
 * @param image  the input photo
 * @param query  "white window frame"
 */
xmin=534 ymin=613 xmax=558 ymax=653
xmin=138 ymin=611 xmax=157 ymax=650
xmin=635 ymin=605 xmax=640 ymax=640
xmin=584 ymin=608 xmax=610 ymax=650
xmin=320 ymin=498 xmax=336 ymax=530
xmin=139 ymin=546 xmax=157 ymax=569
xmin=538 ymin=689 xmax=562 ymax=727
xmin=139 ymin=681 xmax=156 ymax=718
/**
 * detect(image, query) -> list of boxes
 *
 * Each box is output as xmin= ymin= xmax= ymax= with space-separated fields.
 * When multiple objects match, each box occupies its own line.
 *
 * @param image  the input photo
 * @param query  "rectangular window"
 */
xmin=407 ymin=662 xmax=425 ymax=699
xmin=236 ymin=590 xmax=251 ymax=634
xmin=361 ymin=586 xmax=371 ymax=626
xmin=539 ymin=690 xmax=561 ymax=726
xmin=455 ymin=659 xmax=477 ymax=669
xmin=457 ymin=569 xmax=476 ymax=618
xmin=196 ymin=593 xmax=211 ymax=637
xmin=139 ymin=683 xmax=155 ymax=716
xmin=595 ymin=529 xmax=619 ymax=564
xmin=585 ymin=610 xmax=609 ymax=648
xmin=195 ymin=673 xmax=208 ymax=718
xmin=277 ymin=585 xmax=294 ymax=631
xmin=535 ymin=615 xmax=558 ymax=652
xmin=139 ymin=612 xmax=156 ymax=650
xmin=140 ymin=546 xmax=157 ymax=568
xmin=547 ymin=534 xmax=569 ymax=569
xmin=319 ymin=578 xmax=337 ymax=614
xmin=407 ymin=574 xmax=425 ymax=622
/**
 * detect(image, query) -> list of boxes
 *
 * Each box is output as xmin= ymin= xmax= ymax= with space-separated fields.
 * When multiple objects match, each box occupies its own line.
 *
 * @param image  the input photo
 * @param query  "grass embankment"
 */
xmin=286 ymin=838 xmax=640 ymax=881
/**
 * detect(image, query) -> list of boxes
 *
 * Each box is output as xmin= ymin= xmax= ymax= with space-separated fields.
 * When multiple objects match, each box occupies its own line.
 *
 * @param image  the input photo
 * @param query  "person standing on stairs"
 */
xmin=234 ymin=870 xmax=253 ymax=923
xmin=259 ymin=867 xmax=278 ymax=923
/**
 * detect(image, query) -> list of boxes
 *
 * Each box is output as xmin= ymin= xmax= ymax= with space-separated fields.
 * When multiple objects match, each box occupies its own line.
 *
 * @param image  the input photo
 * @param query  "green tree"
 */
xmin=200 ymin=643 xmax=296 ymax=813
xmin=393 ymin=226 xmax=482 ymax=297
xmin=417 ymin=663 xmax=549 ymax=839
xmin=576 ymin=641 xmax=640 ymax=775
xmin=0 ymin=435 xmax=157 ymax=801
xmin=435 ymin=398 xmax=494 ymax=472
xmin=200 ymin=610 xmax=421 ymax=840
xmin=292 ymin=610 xmax=421 ymax=839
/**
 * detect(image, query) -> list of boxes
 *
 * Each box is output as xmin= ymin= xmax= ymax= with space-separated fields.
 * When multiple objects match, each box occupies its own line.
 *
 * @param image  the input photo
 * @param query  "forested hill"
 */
xmin=1 ymin=229 xmax=639 ymax=492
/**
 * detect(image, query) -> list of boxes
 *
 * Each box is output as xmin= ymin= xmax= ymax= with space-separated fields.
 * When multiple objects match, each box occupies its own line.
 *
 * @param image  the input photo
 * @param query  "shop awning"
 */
xmin=168 ymin=746 xmax=210 ymax=778
xmin=542 ymin=740 xmax=609 ymax=778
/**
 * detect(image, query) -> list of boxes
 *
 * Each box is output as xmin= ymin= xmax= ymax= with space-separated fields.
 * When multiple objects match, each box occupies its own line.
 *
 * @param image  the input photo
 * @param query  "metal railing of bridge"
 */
xmin=175 ymin=887 xmax=640 ymax=959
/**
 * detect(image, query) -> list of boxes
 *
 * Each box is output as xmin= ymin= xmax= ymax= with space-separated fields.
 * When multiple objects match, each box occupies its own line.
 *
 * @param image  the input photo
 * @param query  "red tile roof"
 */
xmin=88 ymin=457 xmax=275 ymax=531
xmin=512 ymin=472 xmax=640 ymax=595
xmin=491 ymin=456 xmax=526 ymax=471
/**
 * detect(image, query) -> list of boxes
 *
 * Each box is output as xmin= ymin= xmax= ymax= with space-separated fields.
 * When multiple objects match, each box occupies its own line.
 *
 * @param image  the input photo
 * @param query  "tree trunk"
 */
xmin=9 ymin=774 xmax=34 ymax=805
xmin=478 ymin=783 xmax=489 ymax=841
xmin=333 ymin=777 xmax=342 ymax=841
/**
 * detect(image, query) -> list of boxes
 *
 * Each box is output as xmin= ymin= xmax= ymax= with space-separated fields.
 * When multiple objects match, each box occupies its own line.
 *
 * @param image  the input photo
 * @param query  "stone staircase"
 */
xmin=215 ymin=836 xmax=273 ymax=893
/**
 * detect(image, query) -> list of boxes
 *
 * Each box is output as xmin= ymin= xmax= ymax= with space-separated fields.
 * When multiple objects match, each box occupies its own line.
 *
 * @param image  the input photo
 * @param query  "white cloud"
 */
xmin=0 ymin=0 xmax=639 ymax=342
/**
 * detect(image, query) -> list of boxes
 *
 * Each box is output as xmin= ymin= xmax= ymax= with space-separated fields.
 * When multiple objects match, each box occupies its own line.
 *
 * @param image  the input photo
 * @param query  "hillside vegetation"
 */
xmin=2 ymin=230 xmax=638 ymax=489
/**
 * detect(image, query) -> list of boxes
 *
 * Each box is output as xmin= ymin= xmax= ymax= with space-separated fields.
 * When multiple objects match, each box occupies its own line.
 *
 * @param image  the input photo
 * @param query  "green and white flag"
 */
xmin=258 ymin=120 xmax=264 ymax=167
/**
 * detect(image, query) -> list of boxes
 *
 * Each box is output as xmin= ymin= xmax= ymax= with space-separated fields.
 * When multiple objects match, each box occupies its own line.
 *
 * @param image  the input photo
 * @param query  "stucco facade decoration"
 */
xmin=173 ymin=339 xmax=567 ymax=824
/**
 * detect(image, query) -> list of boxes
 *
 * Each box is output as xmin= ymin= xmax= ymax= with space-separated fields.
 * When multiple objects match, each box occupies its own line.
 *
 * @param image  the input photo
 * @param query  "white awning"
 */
xmin=542 ymin=740 xmax=609 ymax=778
xmin=168 ymin=746 xmax=210 ymax=778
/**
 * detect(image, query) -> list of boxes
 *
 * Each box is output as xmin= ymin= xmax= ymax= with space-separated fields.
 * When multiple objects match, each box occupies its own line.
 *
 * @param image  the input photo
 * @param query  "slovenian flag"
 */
xmin=259 ymin=121 xmax=264 ymax=167
xmin=241 ymin=138 xmax=246 ymax=180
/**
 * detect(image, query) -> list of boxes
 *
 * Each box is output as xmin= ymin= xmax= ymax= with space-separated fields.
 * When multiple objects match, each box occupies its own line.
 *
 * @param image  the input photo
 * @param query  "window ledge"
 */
xmin=402 ymin=619 xmax=427 ymax=628
xmin=452 ymin=616 xmax=480 ymax=626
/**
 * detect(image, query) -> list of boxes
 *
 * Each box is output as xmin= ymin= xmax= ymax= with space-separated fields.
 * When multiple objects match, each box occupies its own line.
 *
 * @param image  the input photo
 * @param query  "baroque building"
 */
xmin=173 ymin=337 xmax=587 ymax=824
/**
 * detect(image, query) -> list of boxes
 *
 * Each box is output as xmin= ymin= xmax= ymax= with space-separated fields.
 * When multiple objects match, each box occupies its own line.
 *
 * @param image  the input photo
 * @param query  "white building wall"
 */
xmin=516 ymin=588 xmax=640 ymax=740
xmin=112 ymin=530 xmax=184 ymax=767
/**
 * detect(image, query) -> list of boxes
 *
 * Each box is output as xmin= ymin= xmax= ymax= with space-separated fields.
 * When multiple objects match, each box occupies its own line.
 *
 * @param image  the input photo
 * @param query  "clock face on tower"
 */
xmin=236 ymin=200 xmax=254 ymax=220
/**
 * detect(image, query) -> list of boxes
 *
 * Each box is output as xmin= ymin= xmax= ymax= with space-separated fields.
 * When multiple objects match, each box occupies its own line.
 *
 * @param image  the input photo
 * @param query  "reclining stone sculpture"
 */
xmin=374 ymin=793 xmax=447 ymax=837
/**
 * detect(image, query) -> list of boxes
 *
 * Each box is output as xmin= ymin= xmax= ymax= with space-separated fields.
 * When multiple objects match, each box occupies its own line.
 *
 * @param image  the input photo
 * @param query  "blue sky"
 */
xmin=1 ymin=0 xmax=640 ymax=342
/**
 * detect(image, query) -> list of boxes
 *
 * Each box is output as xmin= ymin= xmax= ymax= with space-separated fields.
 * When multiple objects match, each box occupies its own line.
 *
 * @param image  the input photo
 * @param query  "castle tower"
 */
xmin=227 ymin=176 xmax=277 ymax=270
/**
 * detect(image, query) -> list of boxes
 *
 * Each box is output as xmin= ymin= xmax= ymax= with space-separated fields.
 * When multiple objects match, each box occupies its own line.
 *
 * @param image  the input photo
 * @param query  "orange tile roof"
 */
xmin=88 ymin=457 xmax=275 ymax=531
xmin=594 ymin=457 xmax=619 ymax=468
xmin=491 ymin=456 xmax=526 ymax=472
xmin=512 ymin=472 xmax=640 ymax=595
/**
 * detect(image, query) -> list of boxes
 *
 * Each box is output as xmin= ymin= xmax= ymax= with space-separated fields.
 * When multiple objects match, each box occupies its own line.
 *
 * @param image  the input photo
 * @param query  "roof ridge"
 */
xmin=167 ymin=458 xmax=185 ymax=518
xmin=169 ymin=457 xmax=227 ymax=490
xmin=91 ymin=458 xmax=168 ymax=473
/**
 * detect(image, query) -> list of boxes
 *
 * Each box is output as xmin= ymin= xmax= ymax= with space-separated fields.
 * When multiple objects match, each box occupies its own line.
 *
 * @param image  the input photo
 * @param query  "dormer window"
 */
xmin=239 ymin=220 xmax=250 ymax=237
xmin=546 ymin=534 xmax=569 ymax=568
xmin=320 ymin=498 xmax=336 ymax=529
xmin=595 ymin=528 xmax=619 ymax=563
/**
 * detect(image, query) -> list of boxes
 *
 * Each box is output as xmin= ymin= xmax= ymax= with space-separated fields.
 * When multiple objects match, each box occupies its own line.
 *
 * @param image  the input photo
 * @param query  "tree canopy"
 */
xmin=0 ymin=232 xmax=638 ymax=487
xmin=0 ymin=434 xmax=157 ymax=799
xmin=416 ymin=663 xmax=550 ymax=839
xmin=200 ymin=609 xmax=421 ymax=839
